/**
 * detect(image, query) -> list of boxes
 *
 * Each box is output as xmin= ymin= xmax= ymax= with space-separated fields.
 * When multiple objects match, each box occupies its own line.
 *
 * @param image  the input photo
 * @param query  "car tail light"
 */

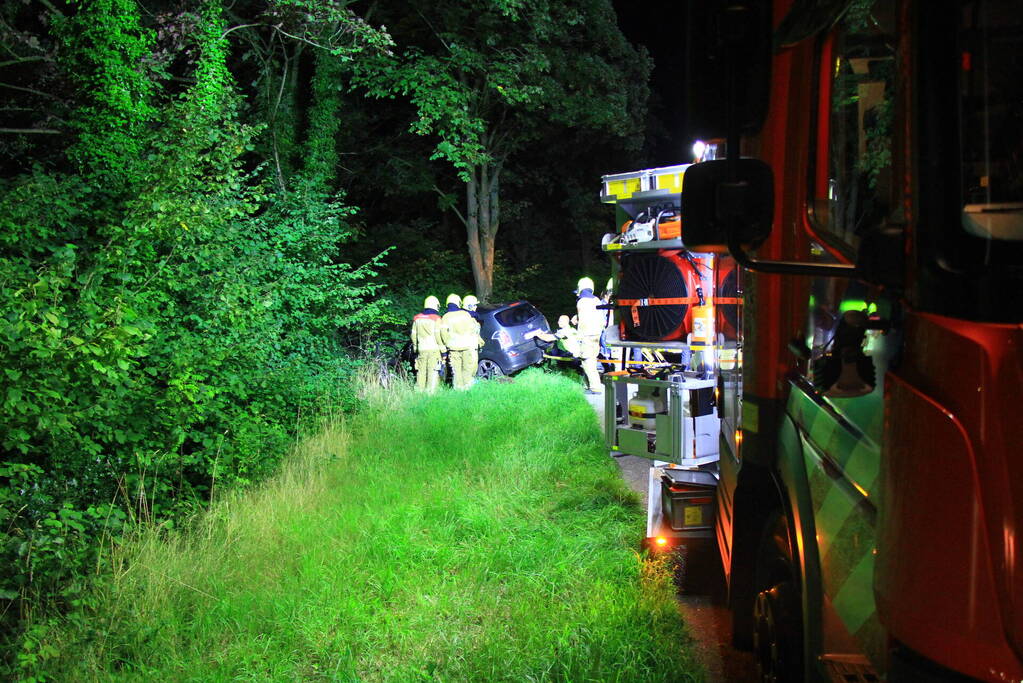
xmin=493 ymin=329 xmax=513 ymax=349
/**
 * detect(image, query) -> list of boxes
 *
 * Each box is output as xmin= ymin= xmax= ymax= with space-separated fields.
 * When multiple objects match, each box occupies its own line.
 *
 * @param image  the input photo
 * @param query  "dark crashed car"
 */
xmin=401 ymin=300 xmax=550 ymax=381
xmin=475 ymin=300 xmax=550 ymax=379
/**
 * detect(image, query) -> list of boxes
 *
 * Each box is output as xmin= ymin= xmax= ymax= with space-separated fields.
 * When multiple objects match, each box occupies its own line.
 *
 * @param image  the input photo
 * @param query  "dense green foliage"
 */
xmin=18 ymin=372 xmax=701 ymax=681
xmin=0 ymin=0 xmax=654 ymax=668
xmin=0 ymin=0 xmax=388 ymax=653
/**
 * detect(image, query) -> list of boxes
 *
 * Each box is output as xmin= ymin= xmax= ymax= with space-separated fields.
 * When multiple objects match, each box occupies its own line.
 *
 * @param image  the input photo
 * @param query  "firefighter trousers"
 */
xmin=415 ymin=350 xmax=442 ymax=392
xmin=448 ymin=348 xmax=478 ymax=390
xmin=579 ymin=335 xmax=601 ymax=392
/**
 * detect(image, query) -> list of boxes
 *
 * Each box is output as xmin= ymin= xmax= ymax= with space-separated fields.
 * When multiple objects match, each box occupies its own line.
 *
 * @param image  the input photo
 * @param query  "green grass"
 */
xmin=27 ymin=370 xmax=702 ymax=682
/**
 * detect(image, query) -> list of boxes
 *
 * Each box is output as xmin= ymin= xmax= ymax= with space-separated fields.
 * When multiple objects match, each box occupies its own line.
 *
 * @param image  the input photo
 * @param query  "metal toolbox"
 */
xmin=658 ymin=467 xmax=717 ymax=532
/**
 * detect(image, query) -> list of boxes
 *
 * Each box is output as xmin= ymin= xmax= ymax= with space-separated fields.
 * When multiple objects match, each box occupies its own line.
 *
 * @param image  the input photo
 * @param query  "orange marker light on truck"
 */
xmin=655 ymin=536 xmax=668 ymax=547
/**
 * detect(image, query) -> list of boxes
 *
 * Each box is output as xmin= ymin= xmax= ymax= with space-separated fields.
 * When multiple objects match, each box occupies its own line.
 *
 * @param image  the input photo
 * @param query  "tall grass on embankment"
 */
xmin=26 ymin=370 xmax=701 ymax=681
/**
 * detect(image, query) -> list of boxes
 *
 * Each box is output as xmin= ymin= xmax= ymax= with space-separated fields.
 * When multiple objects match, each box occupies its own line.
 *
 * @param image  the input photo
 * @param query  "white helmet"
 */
xmin=576 ymin=276 xmax=595 ymax=293
xmin=463 ymin=294 xmax=479 ymax=310
xmin=446 ymin=293 xmax=462 ymax=307
xmin=424 ymin=295 xmax=440 ymax=310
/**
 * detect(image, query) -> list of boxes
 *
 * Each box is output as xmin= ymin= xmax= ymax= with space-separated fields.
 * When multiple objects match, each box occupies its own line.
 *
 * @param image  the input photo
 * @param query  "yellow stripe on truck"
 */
xmin=655 ymin=170 xmax=684 ymax=193
xmin=605 ymin=178 xmax=640 ymax=200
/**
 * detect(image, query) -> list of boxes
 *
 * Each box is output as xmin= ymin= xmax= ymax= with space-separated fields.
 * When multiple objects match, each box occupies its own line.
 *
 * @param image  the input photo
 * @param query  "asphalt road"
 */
xmin=583 ymin=391 xmax=758 ymax=682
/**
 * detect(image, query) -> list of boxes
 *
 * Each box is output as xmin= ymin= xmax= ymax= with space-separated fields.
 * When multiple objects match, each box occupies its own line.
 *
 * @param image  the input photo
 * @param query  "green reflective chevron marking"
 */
xmin=832 ymin=552 xmax=875 ymax=634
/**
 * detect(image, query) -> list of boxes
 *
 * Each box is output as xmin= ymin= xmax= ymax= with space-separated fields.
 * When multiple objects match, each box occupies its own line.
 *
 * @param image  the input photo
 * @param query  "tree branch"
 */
xmin=433 ymin=184 xmax=467 ymax=228
xmin=36 ymin=0 xmax=63 ymax=18
xmin=0 ymin=56 xmax=49 ymax=69
xmin=0 ymin=82 xmax=57 ymax=99
xmin=269 ymin=40 xmax=291 ymax=193
xmin=416 ymin=9 xmax=453 ymax=54
xmin=273 ymin=26 xmax=331 ymax=51
xmin=0 ymin=127 xmax=61 ymax=134
xmin=221 ymin=23 xmax=263 ymax=40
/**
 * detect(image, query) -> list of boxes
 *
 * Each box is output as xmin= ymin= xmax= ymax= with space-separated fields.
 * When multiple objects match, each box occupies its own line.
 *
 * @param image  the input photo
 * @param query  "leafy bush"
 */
xmin=0 ymin=0 xmax=387 ymax=656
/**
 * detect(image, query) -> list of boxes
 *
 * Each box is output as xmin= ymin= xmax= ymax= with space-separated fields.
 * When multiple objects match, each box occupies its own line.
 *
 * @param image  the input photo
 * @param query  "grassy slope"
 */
xmin=36 ymin=370 xmax=702 ymax=682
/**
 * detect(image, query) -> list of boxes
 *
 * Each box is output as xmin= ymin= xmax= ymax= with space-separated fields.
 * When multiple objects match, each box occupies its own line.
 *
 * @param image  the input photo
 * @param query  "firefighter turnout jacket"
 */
xmin=440 ymin=309 xmax=483 ymax=351
xmin=576 ymin=293 xmax=605 ymax=336
xmin=411 ymin=310 xmax=446 ymax=353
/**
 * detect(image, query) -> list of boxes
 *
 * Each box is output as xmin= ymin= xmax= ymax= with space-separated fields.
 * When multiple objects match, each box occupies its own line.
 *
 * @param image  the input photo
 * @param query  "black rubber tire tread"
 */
xmin=752 ymin=510 xmax=804 ymax=683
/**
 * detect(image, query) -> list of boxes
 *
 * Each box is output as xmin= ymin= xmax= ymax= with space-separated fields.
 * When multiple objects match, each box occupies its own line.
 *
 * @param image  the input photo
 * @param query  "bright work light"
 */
xmin=692 ymin=140 xmax=707 ymax=162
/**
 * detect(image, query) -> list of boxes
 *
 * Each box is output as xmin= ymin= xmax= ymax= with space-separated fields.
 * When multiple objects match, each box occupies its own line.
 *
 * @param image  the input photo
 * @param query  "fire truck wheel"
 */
xmin=752 ymin=511 xmax=804 ymax=682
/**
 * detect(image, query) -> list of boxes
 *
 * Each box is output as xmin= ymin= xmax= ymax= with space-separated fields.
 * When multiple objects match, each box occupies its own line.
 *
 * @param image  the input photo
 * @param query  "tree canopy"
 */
xmin=353 ymin=0 xmax=650 ymax=300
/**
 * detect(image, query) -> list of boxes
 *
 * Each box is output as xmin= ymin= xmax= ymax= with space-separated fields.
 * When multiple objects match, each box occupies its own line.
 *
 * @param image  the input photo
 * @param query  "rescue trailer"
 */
xmin=597 ymin=164 xmax=736 ymax=565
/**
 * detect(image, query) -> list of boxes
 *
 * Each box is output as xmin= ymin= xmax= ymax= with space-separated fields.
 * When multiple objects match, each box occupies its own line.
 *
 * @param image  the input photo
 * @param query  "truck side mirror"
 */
xmin=681 ymin=159 xmax=774 ymax=250
xmin=686 ymin=0 xmax=773 ymax=139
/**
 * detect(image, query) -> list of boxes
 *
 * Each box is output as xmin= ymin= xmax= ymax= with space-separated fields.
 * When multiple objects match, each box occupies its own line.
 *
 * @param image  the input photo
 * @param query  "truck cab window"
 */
xmin=814 ymin=0 xmax=897 ymax=251
xmin=959 ymin=0 xmax=1023 ymax=242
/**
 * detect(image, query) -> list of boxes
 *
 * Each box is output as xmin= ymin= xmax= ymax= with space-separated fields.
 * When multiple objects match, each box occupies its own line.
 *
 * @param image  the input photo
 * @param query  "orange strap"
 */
xmin=618 ymin=297 xmax=740 ymax=306
xmin=620 ymin=296 xmax=701 ymax=327
xmin=618 ymin=296 xmax=700 ymax=306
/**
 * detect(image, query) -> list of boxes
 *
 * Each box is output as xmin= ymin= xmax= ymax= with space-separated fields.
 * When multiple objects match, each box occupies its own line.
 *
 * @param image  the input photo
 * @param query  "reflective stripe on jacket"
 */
xmin=411 ymin=313 xmax=446 ymax=353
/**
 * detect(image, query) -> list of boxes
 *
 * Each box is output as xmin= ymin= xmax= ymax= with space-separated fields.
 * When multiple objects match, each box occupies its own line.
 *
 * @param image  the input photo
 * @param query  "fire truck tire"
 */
xmin=752 ymin=511 xmax=804 ymax=682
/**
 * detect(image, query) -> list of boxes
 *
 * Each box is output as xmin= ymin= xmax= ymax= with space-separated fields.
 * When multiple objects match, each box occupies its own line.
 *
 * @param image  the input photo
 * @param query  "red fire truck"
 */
xmin=676 ymin=0 xmax=1023 ymax=680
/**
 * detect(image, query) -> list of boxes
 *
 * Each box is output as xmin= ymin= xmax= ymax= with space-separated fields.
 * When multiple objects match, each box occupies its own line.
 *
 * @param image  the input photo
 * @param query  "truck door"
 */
xmin=788 ymin=0 xmax=901 ymax=666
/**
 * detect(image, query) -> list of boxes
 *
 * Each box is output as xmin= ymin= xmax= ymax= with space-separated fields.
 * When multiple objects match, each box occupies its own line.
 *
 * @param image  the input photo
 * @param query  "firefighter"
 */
xmin=574 ymin=276 xmax=604 ymax=394
xmin=529 ymin=315 xmax=580 ymax=360
xmin=410 ymin=295 xmax=445 ymax=393
xmin=441 ymin=293 xmax=483 ymax=390
xmin=462 ymin=294 xmax=481 ymax=321
xmin=554 ymin=315 xmax=582 ymax=358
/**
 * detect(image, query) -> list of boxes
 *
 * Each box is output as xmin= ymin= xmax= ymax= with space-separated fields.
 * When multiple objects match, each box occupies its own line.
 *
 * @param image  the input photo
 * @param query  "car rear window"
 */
xmin=495 ymin=303 xmax=540 ymax=326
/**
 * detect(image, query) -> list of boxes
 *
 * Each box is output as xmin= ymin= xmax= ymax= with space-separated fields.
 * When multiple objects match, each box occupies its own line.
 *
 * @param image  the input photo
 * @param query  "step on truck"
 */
xmin=603 ymin=1 xmax=1023 ymax=681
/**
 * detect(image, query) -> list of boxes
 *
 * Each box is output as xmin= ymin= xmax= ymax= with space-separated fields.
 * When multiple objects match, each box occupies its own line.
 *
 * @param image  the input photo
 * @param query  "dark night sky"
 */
xmin=612 ymin=0 xmax=689 ymax=166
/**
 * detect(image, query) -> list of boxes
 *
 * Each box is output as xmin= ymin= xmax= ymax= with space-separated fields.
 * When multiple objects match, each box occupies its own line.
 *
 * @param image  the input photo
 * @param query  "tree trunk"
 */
xmin=465 ymin=162 xmax=499 ymax=301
